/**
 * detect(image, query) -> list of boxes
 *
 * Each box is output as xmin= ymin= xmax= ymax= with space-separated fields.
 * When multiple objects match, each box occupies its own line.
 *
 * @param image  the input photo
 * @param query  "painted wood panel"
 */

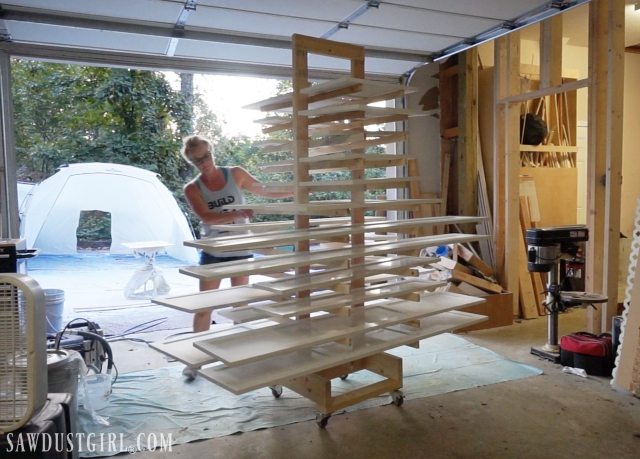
xmin=194 ymin=292 xmax=485 ymax=367
xmin=198 ymin=310 xmax=487 ymax=395
xmin=152 ymin=285 xmax=286 ymax=313
xmin=180 ymin=233 xmax=487 ymax=281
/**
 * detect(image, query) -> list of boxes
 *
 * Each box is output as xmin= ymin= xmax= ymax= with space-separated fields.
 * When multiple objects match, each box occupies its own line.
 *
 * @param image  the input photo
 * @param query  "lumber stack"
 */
xmin=520 ymin=91 xmax=577 ymax=169
xmin=425 ymin=243 xmax=514 ymax=331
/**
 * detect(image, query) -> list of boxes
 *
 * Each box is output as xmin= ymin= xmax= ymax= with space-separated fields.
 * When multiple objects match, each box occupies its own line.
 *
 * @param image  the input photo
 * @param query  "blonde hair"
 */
xmin=181 ymin=135 xmax=212 ymax=162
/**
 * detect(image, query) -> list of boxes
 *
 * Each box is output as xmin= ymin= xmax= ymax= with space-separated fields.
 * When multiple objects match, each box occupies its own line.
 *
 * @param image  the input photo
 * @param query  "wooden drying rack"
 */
xmin=150 ymin=34 xmax=488 ymax=427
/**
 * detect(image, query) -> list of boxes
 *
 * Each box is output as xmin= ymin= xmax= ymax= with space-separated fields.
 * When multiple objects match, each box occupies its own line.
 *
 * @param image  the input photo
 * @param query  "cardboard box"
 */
xmin=456 ymin=291 xmax=514 ymax=333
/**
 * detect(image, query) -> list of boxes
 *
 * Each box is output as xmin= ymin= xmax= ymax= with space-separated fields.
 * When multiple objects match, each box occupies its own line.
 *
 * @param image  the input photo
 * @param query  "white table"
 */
xmin=123 ymin=241 xmax=173 ymax=299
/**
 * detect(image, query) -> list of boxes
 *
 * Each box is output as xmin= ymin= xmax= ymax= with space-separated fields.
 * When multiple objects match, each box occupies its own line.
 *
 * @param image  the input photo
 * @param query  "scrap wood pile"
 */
xmin=425 ymin=234 xmax=547 ymax=320
xmin=426 ymin=173 xmax=555 ymax=320
xmin=425 ymin=243 xmax=503 ymax=297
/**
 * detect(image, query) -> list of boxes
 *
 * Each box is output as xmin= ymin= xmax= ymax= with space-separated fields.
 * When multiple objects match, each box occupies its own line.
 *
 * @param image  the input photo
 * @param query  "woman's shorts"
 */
xmin=199 ymin=251 xmax=252 ymax=266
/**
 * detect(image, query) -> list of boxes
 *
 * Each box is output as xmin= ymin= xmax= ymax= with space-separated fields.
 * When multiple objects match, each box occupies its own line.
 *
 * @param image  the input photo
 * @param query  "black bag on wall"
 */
xmin=520 ymin=113 xmax=548 ymax=145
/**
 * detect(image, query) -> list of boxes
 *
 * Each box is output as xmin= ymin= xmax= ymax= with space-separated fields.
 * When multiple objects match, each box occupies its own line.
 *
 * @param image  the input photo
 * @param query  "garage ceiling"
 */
xmin=0 ymin=0 xmax=588 ymax=79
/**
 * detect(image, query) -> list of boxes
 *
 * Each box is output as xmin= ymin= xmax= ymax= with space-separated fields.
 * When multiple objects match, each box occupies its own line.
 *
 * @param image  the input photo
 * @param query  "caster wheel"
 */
xmin=315 ymin=412 xmax=331 ymax=428
xmin=339 ymin=374 xmax=349 ymax=380
xmin=269 ymin=385 xmax=283 ymax=398
xmin=391 ymin=390 xmax=404 ymax=407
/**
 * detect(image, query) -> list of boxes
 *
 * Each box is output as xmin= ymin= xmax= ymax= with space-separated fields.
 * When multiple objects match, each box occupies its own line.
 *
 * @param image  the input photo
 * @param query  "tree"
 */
xmin=13 ymin=62 xmax=189 ymax=186
xmin=11 ymin=59 xmax=225 ymax=235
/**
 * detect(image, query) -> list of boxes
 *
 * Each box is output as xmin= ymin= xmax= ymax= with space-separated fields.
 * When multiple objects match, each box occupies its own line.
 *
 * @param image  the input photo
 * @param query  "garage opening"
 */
xmin=76 ymin=210 xmax=112 ymax=252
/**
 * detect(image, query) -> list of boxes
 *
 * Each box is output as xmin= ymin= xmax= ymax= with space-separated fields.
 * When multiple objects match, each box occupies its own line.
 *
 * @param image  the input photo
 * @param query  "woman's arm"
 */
xmin=232 ymin=166 xmax=294 ymax=198
xmin=184 ymin=181 xmax=252 ymax=225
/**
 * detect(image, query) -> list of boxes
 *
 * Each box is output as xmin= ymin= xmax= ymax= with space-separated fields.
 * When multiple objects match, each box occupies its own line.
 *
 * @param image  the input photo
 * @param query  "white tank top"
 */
xmin=196 ymin=167 xmax=251 ymax=257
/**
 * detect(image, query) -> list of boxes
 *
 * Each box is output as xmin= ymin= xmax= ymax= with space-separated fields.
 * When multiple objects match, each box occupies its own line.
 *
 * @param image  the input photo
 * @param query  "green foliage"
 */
xmin=76 ymin=210 xmax=112 ymax=242
xmin=11 ymin=60 xmax=226 ymax=235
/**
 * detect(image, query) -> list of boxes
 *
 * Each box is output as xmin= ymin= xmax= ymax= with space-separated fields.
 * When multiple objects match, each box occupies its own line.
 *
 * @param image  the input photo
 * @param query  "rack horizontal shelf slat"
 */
xmin=194 ymin=292 xmax=485 ymax=367
xmin=180 ymin=233 xmax=487 ymax=281
xmin=192 ymin=216 xmax=485 ymax=251
xmin=223 ymin=198 xmax=441 ymax=216
xmin=243 ymin=77 xmax=418 ymax=112
xmin=197 ymin=310 xmax=487 ymax=395
xmin=254 ymin=279 xmax=445 ymax=317
xmin=253 ymin=256 xmax=437 ymax=294
xmin=298 ymin=176 xmax=418 ymax=192
xmin=206 ymin=216 xmax=385 ymax=233
xmin=152 ymin=285 xmax=287 ymax=313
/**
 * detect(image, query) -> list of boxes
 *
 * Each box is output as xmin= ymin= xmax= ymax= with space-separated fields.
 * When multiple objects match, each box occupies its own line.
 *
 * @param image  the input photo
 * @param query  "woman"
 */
xmin=180 ymin=134 xmax=292 ymax=380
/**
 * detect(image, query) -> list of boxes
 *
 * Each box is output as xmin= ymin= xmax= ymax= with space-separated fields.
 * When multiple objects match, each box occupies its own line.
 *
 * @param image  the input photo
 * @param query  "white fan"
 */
xmin=0 ymin=273 xmax=47 ymax=434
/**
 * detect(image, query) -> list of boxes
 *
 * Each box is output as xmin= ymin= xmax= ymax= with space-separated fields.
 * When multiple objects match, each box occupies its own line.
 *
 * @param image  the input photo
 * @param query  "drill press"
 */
xmin=525 ymin=225 xmax=607 ymax=362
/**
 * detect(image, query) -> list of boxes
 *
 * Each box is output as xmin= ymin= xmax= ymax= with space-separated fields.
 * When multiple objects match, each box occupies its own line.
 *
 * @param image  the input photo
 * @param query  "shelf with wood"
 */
xmin=194 ymin=292 xmax=484 ymax=368
xmin=254 ymin=279 xmax=445 ymax=318
xmin=206 ymin=216 xmax=385 ymax=233
xmin=197 ymin=309 xmax=486 ymax=396
xmin=252 ymin=256 xmax=438 ymax=294
xmin=152 ymin=34 xmax=488 ymax=423
xmin=223 ymin=198 xmax=441 ymax=216
xmin=298 ymin=176 xmax=419 ymax=192
xmin=213 ymin=275 xmax=438 ymax=325
xmin=179 ymin=233 xmax=487 ymax=281
xmin=260 ymin=153 xmax=411 ymax=173
xmin=245 ymin=77 xmax=418 ymax=113
xmin=185 ymin=216 xmax=486 ymax=253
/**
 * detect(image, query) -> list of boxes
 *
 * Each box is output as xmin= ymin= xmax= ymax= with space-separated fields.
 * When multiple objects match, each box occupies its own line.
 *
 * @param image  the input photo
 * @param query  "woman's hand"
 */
xmin=236 ymin=209 xmax=254 ymax=219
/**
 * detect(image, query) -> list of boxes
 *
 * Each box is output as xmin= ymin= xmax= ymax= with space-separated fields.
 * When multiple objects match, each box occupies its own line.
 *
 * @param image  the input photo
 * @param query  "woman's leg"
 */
xmin=193 ymin=278 xmax=221 ymax=332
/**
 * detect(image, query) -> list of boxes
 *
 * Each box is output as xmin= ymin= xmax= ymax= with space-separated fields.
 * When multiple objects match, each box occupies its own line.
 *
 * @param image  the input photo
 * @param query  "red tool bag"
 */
xmin=559 ymin=332 xmax=614 ymax=377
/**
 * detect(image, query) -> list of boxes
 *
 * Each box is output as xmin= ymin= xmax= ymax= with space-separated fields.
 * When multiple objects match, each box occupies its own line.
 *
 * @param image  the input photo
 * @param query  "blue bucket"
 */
xmin=44 ymin=289 xmax=65 ymax=333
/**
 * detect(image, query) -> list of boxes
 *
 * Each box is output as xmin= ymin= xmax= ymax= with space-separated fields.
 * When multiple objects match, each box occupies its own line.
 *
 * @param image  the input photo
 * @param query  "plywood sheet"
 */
xmin=149 ymin=325 xmax=250 ymax=367
xmin=262 ymin=153 xmax=410 ymax=173
xmin=299 ymin=104 xmax=432 ymax=119
xmin=223 ymin=198 xmax=442 ymax=216
xmin=181 ymin=233 xmax=487 ymax=281
xmin=198 ymin=310 xmax=487 ymax=395
xmin=152 ymin=286 xmax=285 ymax=313
xmin=217 ymin=306 xmax=281 ymax=324
xmin=254 ymin=256 xmax=435 ymax=294
xmin=244 ymin=78 xmax=416 ymax=112
xmin=301 ymin=77 xmax=416 ymax=99
xmin=299 ymin=176 xmax=418 ymax=192
xmin=520 ymin=168 xmax=577 ymax=227
xmin=194 ymin=292 xmax=485 ymax=366
xmin=190 ymin=216 xmax=486 ymax=253
xmin=206 ymin=216 xmax=385 ymax=233
xmin=307 ymin=131 xmax=407 ymax=156
xmin=255 ymin=279 xmax=443 ymax=317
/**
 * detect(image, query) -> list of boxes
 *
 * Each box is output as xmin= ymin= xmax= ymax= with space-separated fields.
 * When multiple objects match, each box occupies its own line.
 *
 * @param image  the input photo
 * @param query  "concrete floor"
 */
xmin=113 ymin=308 xmax=640 ymax=459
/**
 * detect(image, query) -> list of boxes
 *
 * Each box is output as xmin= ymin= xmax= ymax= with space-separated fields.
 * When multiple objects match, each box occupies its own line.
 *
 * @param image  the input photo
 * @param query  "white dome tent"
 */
xmin=21 ymin=163 xmax=197 ymax=263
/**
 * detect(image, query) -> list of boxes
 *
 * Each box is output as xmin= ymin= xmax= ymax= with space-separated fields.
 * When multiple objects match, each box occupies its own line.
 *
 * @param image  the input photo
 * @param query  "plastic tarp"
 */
xmin=21 ymin=163 xmax=197 ymax=262
xmin=76 ymin=333 xmax=542 ymax=456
